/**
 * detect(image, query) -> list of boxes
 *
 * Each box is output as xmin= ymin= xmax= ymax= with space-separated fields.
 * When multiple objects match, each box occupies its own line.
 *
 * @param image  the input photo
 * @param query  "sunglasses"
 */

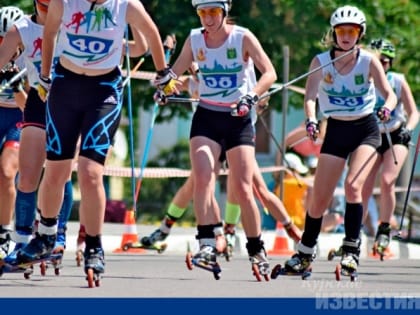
xmin=335 ymin=26 xmax=360 ymax=37
xmin=197 ymin=7 xmax=223 ymax=18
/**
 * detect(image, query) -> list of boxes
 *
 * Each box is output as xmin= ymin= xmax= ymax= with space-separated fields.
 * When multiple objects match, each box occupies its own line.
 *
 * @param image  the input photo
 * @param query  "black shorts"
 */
xmin=46 ymin=62 xmax=123 ymax=165
xmin=22 ymin=88 xmax=46 ymax=129
xmin=377 ymin=124 xmax=409 ymax=155
xmin=321 ymin=114 xmax=380 ymax=159
xmin=190 ymin=106 xmax=255 ymax=152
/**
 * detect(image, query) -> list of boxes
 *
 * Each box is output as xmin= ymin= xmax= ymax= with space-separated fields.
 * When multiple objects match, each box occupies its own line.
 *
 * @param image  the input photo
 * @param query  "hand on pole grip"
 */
xmin=231 ymin=92 xmax=258 ymax=117
xmin=37 ymin=74 xmax=52 ymax=102
xmin=376 ymin=106 xmax=391 ymax=122
xmin=154 ymin=66 xmax=178 ymax=95
xmin=305 ymin=118 xmax=320 ymax=141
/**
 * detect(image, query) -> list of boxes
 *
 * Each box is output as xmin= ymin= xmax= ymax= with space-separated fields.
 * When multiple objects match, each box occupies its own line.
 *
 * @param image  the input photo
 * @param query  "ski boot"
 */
xmin=41 ymin=228 xmax=66 ymax=276
xmin=76 ymin=224 xmax=86 ymax=267
xmin=0 ymin=229 xmax=11 ymax=260
xmin=271 ymin=243 xmax=314 ymax=280
xmin=247 ymin=240 xmax=270 ymax=282
xmin=222 ymin=224 xmax=236 ymax=261
xmin=140 ymin=228 xmax=168 ymax=247
xmin=16 ymin=232 xmax=56 ymax=264
xmin=284 ymin=221 xmax=302 ymax=243
xmin=123 ymin=228 xmax=169 ymax=253
xmin=84 ymin=247 xmax=105 ymax=288
xmin=335 ymin=238 xmax=360 ymax=282
xmin=372 ymin=223 xmax=391 ymax=261
xmin=186 ymin=244 xmax=221 ymax=280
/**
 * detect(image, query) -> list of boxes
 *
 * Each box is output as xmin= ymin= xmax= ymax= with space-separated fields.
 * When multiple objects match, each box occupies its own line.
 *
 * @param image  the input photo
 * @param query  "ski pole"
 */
xmin=0 ymin=67 xmax=27 ymax=93
xmin=383 ymin=123 xmax=398 ymax=165
xmin=259 ymin=48 xmax=356 ymax=101
xmin=393 ymin=133 xmax=420 ymax=240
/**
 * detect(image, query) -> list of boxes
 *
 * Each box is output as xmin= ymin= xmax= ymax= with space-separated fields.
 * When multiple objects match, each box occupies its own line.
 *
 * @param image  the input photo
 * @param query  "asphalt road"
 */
xmin=1 ymin=248 xmax=419 ymax=298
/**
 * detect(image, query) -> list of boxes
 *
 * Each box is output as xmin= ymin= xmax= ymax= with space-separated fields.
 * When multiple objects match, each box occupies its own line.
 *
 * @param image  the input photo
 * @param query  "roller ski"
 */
xmin=123 ymin=228 xmax=168 ymax=253
xmin=0 ymin=252 xmax=63 ymax=279
xmin=8 ymin=232 xmax=58 ymax=279
xmin=271 ymin=252 xmax=312 ymax=280
xmin=247 ymin=241 xmax=270 ymax=281
xmin=84 ymin=247 xmax=105 ymax=288
xmin=335 ymin=238 xmax=360 ymax=282
xmin=75 ymin=224 xmax=86 ymax=267
xmin=371 ymin=223 xmax=392 ymax=261
xmin=122 ymin=241 xmax=167 ymax=253
xmin=185 ymin=243 xmax=221 ymax=280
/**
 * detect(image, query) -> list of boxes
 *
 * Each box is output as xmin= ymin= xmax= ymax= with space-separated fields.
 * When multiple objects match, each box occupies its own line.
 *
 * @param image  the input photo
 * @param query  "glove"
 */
xmin=305 ymin=118 xmax=320 ymax=141
xmin=376 ymin=106 xmax=391 ymax=122
xmin=400 ymin=127 xmax=412 ymax=146
xmin=154 ymin=66 xmax=177 ymax=95
xmin=231 ymin=92 xmax=258 ymax=117
xmin=37 ymin=74 xmax=52 ymax=102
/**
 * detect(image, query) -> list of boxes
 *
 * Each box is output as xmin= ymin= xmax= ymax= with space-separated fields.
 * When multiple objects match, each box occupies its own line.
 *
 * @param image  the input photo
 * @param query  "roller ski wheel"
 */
xmin=24 ymin=265 xmax=34 ymax=279
xmin=39 ymin=261 xmax=47 ymax=276
xmin=335 ymin=263 xmax=357 ymax=282
xmin=252 ymin=263 xmax=269 ymax=282
xmin=76 ymin=249 xmax=84 ymax=267
xmin=86 ymin=268 xmax=101 ymax=288
xmin=270 ymin=263 xmax=312 ymax=280
xmin=185 ymin=251 xmax=193 ymax=270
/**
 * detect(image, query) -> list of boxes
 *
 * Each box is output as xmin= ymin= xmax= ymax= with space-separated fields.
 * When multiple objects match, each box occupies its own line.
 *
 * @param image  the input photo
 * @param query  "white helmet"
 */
xmin=0 ymin=6 xmax=24 ymax=37
xmin=330 ymin=5 xmax=366 ymax=36
xmin=191 ymin=0 xmax=231 ymax=13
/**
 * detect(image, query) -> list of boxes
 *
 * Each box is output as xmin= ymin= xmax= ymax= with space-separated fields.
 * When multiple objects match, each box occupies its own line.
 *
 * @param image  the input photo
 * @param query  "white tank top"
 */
xmin=58 ymin=0 xmax=127 ymax=70
xmin=191 ymin=25 xmax=254 ymax=112
xmin=375 ymin=71 xmax=405 ymax=132
xmin=317 ymin=49 xmax=376 ymax=118
xmin=15 ymin=15 xmax=60 ymax=88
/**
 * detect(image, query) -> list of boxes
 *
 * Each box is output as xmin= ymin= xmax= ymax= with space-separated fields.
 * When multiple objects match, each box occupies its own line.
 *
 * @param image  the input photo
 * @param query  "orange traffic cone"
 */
xmin=113 ymin=210 xmax=145 ymax=253
xmin=268 ymin=221 xmax=295 ymax=256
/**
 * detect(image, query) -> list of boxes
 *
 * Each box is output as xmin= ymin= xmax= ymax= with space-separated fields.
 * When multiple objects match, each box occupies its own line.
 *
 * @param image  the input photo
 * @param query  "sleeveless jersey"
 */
xmin=58 ymin=0 xmax=128 ymax=70
xmin=317 ymin=49 xmax=376 ymax=118
xmin=15 ymin=16 xmax=59 ymax=88
xmin=374 ymin=71 xmax=405 ymax=133
xmin=190 ymin=25 xmax=254 ymax=112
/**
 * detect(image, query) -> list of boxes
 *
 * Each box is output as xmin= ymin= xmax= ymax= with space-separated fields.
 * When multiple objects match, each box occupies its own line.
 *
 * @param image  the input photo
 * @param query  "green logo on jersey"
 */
xmin=354 ymin=74 xmax=364 ymax=85
xmin=227 ymin=48 xmax=237 ymax=59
